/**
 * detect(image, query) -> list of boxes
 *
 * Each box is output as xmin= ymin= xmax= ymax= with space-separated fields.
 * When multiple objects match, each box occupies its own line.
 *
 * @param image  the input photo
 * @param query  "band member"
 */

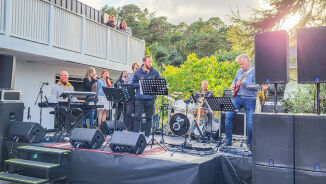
xmin=97 ymin=70 xmax=111 ymax=128
xmin=132 ymin=56 xmax=160 ymax=137
xmin=125 ymin=62 xmax=140 ymax=131
xmin=51 ymin=71 xmax=75 ymax=101
xmin=82 ymin=67 xmax=97 ymax=128
xmin=225 ymin=54 xmax=258 ymax=150
xmin=114 ymin=71 xmax=128 ymax=121
xmin=194 ymin=80 xmax=214 ymax=125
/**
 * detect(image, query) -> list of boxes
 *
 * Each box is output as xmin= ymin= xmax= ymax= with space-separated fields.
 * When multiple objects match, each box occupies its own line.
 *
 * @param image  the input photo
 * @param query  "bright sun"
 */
xmin=279 ymin=13 xmax=302 ymax=32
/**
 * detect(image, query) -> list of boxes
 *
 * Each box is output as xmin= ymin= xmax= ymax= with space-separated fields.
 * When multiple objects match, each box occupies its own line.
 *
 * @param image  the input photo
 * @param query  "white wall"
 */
xmin=13 ymin=59 xmax=121 ymax=129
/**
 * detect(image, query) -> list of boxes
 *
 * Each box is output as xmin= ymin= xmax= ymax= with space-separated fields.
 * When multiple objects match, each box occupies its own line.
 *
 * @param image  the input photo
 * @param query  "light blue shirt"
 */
xmin=97 ymin=78 xmax=107 ymax=96
xmin=232 ymin=65 xmax=258 ymax=98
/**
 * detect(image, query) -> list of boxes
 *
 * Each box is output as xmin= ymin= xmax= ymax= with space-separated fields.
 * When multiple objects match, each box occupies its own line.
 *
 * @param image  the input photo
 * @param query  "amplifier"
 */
xmin=0 ymin=90 xmax=22 ymax=102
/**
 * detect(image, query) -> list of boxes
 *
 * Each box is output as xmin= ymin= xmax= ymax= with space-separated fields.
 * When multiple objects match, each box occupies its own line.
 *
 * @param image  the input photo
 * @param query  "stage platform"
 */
xmin=37 ymin=135 xmax=252 ymax=184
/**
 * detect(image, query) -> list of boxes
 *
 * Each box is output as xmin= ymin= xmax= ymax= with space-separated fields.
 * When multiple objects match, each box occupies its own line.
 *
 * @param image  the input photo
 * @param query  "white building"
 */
xmin=0 ymin=0 xmax=145 ymax=129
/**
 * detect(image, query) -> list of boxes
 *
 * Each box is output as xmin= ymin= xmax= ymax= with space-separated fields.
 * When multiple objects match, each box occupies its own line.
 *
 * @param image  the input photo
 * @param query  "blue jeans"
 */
xmin=225 ymin=96 xmax=256 ymax=145
xmin=81 ymin=109 xmax=95 ymax=126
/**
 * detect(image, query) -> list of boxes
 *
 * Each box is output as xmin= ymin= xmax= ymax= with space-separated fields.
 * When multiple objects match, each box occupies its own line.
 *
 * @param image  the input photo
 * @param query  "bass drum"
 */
xmin=169 ymin=113 xmax=194 ymax=136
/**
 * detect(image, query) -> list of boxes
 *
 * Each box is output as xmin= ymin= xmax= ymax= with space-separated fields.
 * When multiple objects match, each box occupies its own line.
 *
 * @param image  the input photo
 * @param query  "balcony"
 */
xmin=0 ymin=0 xmax=144 ymax=71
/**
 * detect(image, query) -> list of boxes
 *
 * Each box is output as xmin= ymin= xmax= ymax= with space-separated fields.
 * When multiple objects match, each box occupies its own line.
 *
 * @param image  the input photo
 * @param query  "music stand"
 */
xmin=102 ymin=87 xmax=124 ymax=131
xmin=205 ymin=97 xmax=235 ymax=153
xmin=140 ymin=79 xmax=168 ymax=150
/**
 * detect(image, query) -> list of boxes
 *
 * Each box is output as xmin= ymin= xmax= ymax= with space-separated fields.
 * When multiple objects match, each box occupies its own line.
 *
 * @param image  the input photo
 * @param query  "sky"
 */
xmin=79 ymin=0 xmax=267 ymax=25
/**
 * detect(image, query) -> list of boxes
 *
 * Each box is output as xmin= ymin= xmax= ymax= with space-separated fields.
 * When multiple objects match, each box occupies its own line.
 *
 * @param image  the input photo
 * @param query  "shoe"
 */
xmin=223 ymin=140 xmax=232 ymax=146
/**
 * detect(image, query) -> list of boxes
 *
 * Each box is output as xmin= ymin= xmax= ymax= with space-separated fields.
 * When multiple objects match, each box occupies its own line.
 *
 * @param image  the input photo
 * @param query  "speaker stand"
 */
xmin=273 ymin=83 xmax=278 ymax=114
xmin=316 ymin=82 xmax=321 ymax=115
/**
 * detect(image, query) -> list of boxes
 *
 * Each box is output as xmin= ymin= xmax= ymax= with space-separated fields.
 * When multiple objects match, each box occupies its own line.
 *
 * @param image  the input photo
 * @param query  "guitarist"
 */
xmin=225 ymin=54 xmax=258 ymax=151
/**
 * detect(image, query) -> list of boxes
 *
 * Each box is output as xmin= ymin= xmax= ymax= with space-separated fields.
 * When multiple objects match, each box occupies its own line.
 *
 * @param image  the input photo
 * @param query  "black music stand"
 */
xmin=205 ymin=97 xmax=235 ymax=153
xmin=140 ymin=79 xmax=168 ymax=150
xmin=102 ymin=87 xmax=125 ymax=132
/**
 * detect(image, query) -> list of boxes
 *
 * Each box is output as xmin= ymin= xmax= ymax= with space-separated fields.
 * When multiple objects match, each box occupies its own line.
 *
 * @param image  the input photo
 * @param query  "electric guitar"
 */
xmin=232 ymin=67 xmax=255 ymax=98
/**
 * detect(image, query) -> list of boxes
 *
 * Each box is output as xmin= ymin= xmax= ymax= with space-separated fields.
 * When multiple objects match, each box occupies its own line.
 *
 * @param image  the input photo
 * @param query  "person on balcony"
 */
xmin=119 ymin=20 xmax=132 ymax=36
xmin=106 ymin=15 xmax=117 ymax=29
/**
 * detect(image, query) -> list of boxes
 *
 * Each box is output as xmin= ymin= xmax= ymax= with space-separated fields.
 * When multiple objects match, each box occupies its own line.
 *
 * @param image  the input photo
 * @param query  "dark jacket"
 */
xmin=132 ymin=65 xmax=161 ymax=100
xmin=83 ymin=78 xmax=96 ymax=92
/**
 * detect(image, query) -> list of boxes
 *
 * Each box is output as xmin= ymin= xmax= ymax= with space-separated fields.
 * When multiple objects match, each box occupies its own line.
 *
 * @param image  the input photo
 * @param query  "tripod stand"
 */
xmin=170 ymin=99 xmax=200 ymax=156
xmin=34 ymin=82 xmax=48 ymax=125
xmin=205 ymin=97 xmax=235 ymax=154
xmin=140 ymin=79 xmax=168 ymax=151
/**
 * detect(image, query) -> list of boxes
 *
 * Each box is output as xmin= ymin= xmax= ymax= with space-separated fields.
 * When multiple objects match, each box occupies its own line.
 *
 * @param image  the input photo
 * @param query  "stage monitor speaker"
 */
xmin=100 ymin=120 xmax=124 ymax=135
xmin=297 ymin=26 xmax=326 ymax=83
xmin=109 ymin=131 xmax=146 ymax=155
xmin=0 ymin=55 xmax=16 ymax=89
xmin=252 ymin=164 xmax=294 ymax=184
xmin=70 ymin=128 xmax=105 ymax=149
xmin=0 ymin=102 xmax=24 ymax=137
xmin=295 ymin=169 xmax=326 ymax=184
xmin=294 ymin=115 xmax=326 ymax=172
xmin=255 ymin=30 xmax=289 ymax=84
xmin=221 ymin=112 xmax=245 ymax=136
xmin=0 ymin=137 xmax=8 ymax=171
xmin=8 ymin=122 xmax=45 ymax=143
xmin=252 ymin=113 xmax=294 ymax=168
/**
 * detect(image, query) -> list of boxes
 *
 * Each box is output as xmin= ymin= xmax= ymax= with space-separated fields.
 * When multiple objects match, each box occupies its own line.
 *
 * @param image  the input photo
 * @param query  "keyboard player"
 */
xmin=51 ymin=71 xmax=78 ymax=102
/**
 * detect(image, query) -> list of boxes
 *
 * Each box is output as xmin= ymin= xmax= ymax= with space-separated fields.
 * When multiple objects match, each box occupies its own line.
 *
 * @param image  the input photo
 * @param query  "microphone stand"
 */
xmin=34 ymin=83 xmax=46 ymax=125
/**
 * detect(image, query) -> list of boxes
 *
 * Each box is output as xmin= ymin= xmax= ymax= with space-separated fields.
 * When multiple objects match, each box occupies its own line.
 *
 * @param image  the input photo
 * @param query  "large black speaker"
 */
xmin=255 ymin=30 xmax=289 ymax=84
xmin=100 ymin=120 xmax=124 ymax=135
xmin=252 ymin=164 xmax=294 ymax=184
xmin=0 ymin=102 xmax=24 ymax=137
xmin=295 ymin=115 xmax=326 ymax=172
xmin=252 ymin=113 xmax=294 ymax=168
xmin=70 ymin=128 xmax=105 ymax=149
xmin=0 ymin=55 xmax=16 ymax=89
xmin=297 ymin=26 xmax=326 ymax=83
xmin=8 ymin=122 xmax=46 ymax=143
xmin=109 ymin=131 xmax=146 ymax=155
xmin=0 ymin=137 xmax=8 ymax=171
xmin=221 ymin=112 xmax=245 ymax=136
xmin=295 ymin=169 xmax=326 ymax=184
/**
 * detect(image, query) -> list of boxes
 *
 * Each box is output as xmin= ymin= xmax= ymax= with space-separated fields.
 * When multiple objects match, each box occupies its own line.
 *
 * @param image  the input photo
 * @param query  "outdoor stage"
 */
xmin=40 ymin=135 xmax=252 ymax=184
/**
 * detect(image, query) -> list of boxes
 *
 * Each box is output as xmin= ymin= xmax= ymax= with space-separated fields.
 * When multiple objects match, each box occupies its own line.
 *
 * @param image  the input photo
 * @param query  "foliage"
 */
xmin=282 ymin=84 xmax=326 ymax=114
xmin=163 ymin=54 xmax=239 ymax=99
xmin=213 ymin=49 xmax=241 ymax=62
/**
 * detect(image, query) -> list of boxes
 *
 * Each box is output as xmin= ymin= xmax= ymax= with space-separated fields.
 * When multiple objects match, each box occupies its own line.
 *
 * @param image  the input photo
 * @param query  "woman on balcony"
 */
xmin=119 ymin=20 xmax=132 ymax=36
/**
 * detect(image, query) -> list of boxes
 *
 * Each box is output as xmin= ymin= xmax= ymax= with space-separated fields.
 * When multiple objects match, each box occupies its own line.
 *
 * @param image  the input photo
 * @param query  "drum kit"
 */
xmin=167 ymin=92 xmax=220 ymax=143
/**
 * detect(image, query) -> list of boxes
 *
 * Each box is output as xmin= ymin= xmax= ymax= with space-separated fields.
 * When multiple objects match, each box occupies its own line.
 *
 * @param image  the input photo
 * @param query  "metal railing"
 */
xmin=1 ymin=0 xmax=144 ymax=65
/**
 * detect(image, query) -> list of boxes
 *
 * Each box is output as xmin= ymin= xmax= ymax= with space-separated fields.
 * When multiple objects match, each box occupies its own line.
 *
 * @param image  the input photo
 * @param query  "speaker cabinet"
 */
xmin=0 ymin=55 xmax=16 ymax=89
xmin=252 ymin=164 xmax=294 ymax=184
xmin=70 ymin=128 xmax=105 ymax=149
xmin=252 ymin=113 xmax=294 ymax=168
xmin=297 ymin=26 xmax=326 ymax=83
xmin=295 ymin=115 xmax=326 ymax=172
xmin=109 ymin=131 xmax=146 ymax=155
xmin=0 ymin=102 xmax=24 ymax=137
xmin=255 ymin=30 xmax=289 ymax=84
xmin=221 ymin=112 xmax=245 ymax=136
xmin=8 ymin=122 xmax=45 ymax=143
xmin=100 ymin=120 xmax=124 ymax=135
xmin=0 ymin=137 xmax=8 ymax=171
xmin=295 ymin=169 xmax=326 ymax=184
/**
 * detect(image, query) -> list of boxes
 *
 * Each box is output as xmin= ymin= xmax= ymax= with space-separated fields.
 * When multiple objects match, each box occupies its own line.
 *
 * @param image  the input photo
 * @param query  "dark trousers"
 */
xmin=133 ymin=99 xmax=155 ymax=136
xmin=125 ymin=101 xmax=135 ymax=131
xmin=115 ymin=102 xmax=124 ymax=121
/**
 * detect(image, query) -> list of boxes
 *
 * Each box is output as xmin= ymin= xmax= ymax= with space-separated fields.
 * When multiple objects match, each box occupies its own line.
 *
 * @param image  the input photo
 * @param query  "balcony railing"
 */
xmin=0 ymin=0 xmax=144 ymax=65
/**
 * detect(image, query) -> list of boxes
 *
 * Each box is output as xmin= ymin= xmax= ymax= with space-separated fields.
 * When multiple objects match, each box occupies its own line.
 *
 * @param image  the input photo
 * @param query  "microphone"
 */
xmin=42 ymin=82 xmax=49 ymax=85
xmin=189 ymin=89 xmax=193 ymax=93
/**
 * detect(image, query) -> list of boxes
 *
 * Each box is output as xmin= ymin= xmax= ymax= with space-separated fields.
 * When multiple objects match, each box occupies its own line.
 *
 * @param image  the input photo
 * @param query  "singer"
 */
xmin=132 ymin=56 xmax=160 ymax=137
